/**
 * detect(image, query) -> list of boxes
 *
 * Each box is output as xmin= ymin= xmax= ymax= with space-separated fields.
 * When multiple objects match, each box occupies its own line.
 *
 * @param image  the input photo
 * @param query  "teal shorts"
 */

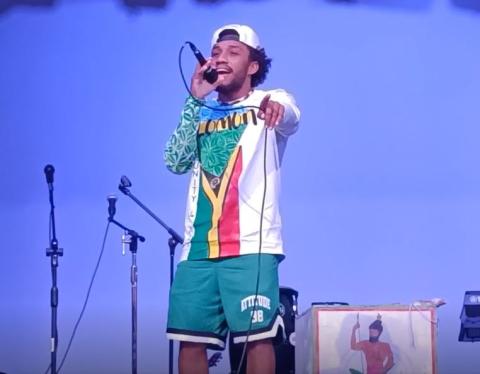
xmin=166 ymin=254 xmax=283 ymax=349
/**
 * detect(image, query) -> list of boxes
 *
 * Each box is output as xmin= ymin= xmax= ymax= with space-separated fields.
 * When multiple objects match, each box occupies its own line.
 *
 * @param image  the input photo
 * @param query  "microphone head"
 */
xmin=44 ymin=164 xmax=55 ymax=173
xmin=44 ymin=164 xmax=55 ymax=183
xmin=107 ymin=194 xmax=117 ymax=203
xmin=107 ymin=194 xmax=117 ymax=219
xmin=120 ymin=175 xmax=132 ymax=188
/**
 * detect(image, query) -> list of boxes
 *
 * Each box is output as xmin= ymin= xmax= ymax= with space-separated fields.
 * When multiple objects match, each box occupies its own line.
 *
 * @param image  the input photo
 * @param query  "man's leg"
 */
xmin=179 ymin=342 xmax=208 ymax=374
xmin=167 ymin=260 xmax=228 ymax=372
xmin=219 ymin=255 xmax=281 ymax=374
xmin=246 ymin=338 xmax=275 ymax=374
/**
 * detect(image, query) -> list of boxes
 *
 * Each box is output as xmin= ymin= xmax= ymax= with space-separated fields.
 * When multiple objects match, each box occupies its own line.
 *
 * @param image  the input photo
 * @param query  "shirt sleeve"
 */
xmin=164 ymin=96 xmax=202 ymax=174
xmin=268 ymin=89 xmax=301 ymax=137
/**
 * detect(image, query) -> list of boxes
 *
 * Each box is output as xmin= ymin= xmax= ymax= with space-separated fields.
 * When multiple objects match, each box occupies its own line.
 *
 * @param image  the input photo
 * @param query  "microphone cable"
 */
xmin=234 ymin=126 xmax=268 ymax=374
xmin=43 ymin=221 xmax=111 ymax=374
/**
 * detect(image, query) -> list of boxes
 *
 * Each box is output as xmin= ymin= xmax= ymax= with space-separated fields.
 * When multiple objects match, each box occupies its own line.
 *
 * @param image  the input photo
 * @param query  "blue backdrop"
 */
xmin=1 ymin=0 xmax=479 ymax=373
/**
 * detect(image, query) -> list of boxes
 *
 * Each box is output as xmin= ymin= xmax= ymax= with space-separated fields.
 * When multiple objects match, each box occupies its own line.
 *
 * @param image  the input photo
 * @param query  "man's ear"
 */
xmin=248 ymin=60 xmax=259 ymax=76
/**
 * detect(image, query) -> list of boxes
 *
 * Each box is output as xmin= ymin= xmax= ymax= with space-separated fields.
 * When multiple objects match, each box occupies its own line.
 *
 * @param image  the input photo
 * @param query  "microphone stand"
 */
xmin=119 ymin=179 xmax=183 ymax=374
xmin=109 ymin=217 xmax=145 ymax=374
xmin=46 ymin=181 xmax=63 ymax=374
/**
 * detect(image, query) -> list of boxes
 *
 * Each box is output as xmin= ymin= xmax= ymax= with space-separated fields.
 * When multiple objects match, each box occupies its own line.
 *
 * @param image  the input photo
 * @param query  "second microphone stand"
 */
xmin=119 ymin=177 xmax=183 ymax=374
xmin=109 ymin=216 xmax=145 ymax=374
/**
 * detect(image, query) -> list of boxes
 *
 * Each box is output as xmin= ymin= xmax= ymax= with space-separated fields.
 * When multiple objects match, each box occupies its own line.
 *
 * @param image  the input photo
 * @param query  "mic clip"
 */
xmin=121 ymin=231 xmax=129 ymax=256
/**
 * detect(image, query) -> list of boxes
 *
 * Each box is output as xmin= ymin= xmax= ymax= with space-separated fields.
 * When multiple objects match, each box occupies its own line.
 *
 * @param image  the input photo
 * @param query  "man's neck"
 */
xmin=218 ymin=90 xmax=254 ymax=104
xmin=217 ymin=83 xmax=253 ymax=103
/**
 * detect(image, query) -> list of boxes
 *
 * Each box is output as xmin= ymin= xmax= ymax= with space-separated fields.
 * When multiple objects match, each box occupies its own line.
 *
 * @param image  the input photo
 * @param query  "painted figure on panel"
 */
xmin=350 ymin=314 xmax=394 ymax=374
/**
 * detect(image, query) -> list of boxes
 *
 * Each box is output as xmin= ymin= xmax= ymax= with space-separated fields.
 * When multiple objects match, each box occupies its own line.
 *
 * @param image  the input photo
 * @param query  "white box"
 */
xmin=295 ymin=305 xmax=437 ymax=374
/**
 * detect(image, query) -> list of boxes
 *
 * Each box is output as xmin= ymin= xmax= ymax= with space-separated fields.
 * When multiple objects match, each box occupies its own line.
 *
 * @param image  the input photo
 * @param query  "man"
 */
xmin=351 ymin=316 xmax=394 ymax=374
xmin=164 ymin=24 xmax=300 ymax=374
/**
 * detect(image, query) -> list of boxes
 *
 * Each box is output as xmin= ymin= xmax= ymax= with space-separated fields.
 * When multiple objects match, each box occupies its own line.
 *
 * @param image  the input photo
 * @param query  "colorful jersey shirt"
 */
xmin=164 ymin=89 xmax=300 ymax=261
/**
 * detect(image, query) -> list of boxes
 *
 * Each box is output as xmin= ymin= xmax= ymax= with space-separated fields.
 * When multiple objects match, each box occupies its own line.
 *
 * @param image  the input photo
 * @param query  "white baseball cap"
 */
xmin=211 ymin=24 xmax=261 ymax=50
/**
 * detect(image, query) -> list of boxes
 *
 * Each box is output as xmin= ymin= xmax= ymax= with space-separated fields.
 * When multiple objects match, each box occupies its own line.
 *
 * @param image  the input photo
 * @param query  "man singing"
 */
xmin=164 ymin=24 xmax=300 ymax=374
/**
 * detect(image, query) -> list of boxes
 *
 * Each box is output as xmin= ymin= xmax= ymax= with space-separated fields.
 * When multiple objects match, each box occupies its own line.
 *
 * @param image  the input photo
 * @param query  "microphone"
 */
xmin=44 ymin=164 xmax=55 ymax=185
xmin=187 ymin=42 xmax=218 ymax=84
xmin=107 ymin=195 xmax=117 ymax=220
xmin=120 ymin=175 xmax=132 ymax=188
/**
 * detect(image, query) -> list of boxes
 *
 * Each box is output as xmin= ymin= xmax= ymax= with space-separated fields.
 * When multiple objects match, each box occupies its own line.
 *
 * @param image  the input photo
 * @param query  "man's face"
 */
xmin=369 ymin=328 xmax=381 ymax=342
xmin=210 ymin=40 xmax=258 ymax=94
xmin=369 ymin=328 xmax=380 ymax=338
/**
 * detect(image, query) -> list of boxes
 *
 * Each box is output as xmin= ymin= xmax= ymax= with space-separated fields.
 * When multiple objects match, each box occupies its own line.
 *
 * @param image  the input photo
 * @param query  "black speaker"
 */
xmin=229 ymin=286 xmax=298 ymax=374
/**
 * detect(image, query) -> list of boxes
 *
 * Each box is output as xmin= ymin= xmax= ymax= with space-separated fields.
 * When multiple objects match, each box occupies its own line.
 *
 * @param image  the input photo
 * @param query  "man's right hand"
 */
xmin=190 ymin=59 xmax=225 ymax=99
xmin=353 ymin=322 xmax=360 ymax=330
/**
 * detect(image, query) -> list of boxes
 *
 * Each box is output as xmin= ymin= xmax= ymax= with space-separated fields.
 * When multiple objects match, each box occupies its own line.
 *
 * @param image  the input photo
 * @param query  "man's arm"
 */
xmin=351 ymin=322 xmax=362 ymax=350
xmin=164 ymin=56 xmax=228 ymax=174
xmin=164 ymin=96 xmax=201 ymax=174
xmin=264 ymin=89 xmax=300 ymax=137
xmin=383 ymin=344 xmax=394 ymax=373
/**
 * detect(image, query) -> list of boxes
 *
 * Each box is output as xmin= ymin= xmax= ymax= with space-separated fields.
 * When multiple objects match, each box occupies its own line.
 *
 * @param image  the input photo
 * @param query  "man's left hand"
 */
xmin=258 ymin=94 xmax=285 ymax=129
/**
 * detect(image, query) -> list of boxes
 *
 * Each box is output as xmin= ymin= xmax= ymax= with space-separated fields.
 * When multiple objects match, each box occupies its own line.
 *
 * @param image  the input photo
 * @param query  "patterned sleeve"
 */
xmin=164 ymin=96 xmax=202 ymax=174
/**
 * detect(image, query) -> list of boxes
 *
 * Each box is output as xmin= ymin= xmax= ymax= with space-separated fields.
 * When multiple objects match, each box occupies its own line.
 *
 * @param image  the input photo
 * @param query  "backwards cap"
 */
xmin=211 ymin=24 xmax=261 ymax=50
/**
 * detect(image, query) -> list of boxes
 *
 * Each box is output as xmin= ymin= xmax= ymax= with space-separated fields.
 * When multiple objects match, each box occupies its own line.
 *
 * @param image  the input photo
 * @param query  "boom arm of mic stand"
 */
xmin=118 ymin=185 xmax=183 ymax=244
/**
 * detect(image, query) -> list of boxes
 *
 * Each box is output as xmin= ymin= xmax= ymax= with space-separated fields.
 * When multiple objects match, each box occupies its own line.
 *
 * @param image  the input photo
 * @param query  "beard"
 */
xmin=216 ymin=79 xmax=242 ymax=96
xmin=215 ymin=71 xmax=249 ymax=98
xmin=369 ymin=335 xmax=380 ymax=343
